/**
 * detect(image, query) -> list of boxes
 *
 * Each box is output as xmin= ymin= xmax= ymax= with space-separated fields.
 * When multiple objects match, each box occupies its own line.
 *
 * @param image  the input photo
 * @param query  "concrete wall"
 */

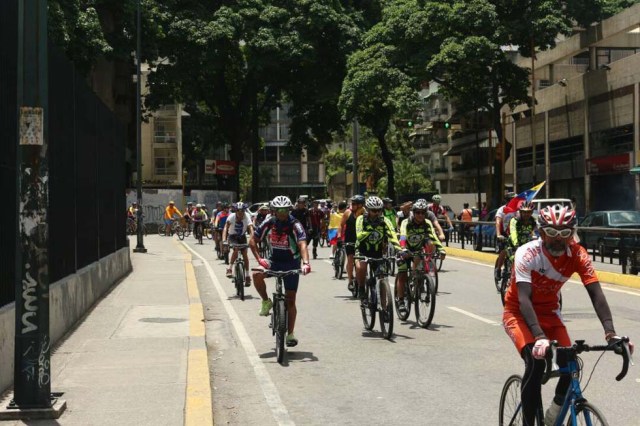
xmin=0 ymin=246 xmax=132 ymax=393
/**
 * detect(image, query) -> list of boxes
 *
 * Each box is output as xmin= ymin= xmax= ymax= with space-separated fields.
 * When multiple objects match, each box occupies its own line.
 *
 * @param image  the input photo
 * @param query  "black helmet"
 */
xmin=351 ymin=195 xmax=365 ymax=204
xmin=382 ymin=197 xmax=393 ymax=204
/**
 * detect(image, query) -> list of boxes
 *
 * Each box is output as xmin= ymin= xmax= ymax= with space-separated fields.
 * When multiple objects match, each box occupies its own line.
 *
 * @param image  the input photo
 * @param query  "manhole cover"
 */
xmin=139 ymin=317 xmax=187 ymax=323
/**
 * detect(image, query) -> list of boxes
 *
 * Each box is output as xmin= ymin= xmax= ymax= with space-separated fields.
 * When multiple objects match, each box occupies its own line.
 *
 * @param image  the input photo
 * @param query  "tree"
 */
xmin=239 ymin=165 xmax=252 ymax=201
xmin=376 ymin=158 xmax=433 ymax=199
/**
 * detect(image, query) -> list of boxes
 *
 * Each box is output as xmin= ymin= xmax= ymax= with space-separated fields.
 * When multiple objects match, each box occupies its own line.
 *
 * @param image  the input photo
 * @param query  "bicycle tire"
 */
xmin=494 ymin=257 xmax=502 ymax=293
xmin=428 ymin=259 xmax=439 ymax=294
xmin=235 ymin=263 xmax=245 ymax=301
xmin=275 ymin=299 xmax=287 ymax=365
xmin=436 ymin=255 xmax=444 ymax=272
xmin=158 ymin=224 xmax=165 ymax=236
xmin=415 ymin=275 xmax=436 ymax=328
xmin=393 ymin=275 xmax=410 ymax=321
xmin=571 ymin=401 xmax=609 ymax=426
xmin=224 ymin=248 xmax=229 ymax=265
xmin=205 ymin=227 xmax=213 ymax=239
xmin=500 ymin=276 xmax=509 ymax=306
xmin=339 ymin=250 xmax=346 ymax=279
xmin=319 ymin=236 xmax=325 ymax=247
xmin=177 ymin=225 xmax=185 ymax=241
xmin=360 ymin=282 xmax=376 ymax=331
xmin=333 ymin=250 xmax=341 ymax=279
xmin=379 ymin=279 xmax=394 ymax=340
xmin=499 ymin=374 xmax=523 ymax=426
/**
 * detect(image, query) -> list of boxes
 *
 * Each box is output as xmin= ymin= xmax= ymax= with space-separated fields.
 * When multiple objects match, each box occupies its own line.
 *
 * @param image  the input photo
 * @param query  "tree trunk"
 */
xmin=376 ymin=132 xmax=395 ymax=201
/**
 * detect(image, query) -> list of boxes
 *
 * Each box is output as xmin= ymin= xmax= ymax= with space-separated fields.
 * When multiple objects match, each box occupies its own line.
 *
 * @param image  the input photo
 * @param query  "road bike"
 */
xmin=355 ymin=256 xmax=394 ymax=340
xmin=229 ymin=243 xmax=249 ymax=301
xmin=260 ymin=269 xmax=301 ymax=365
xmin=499 ymin=338 xmax=632 ymax=426
xmin=394 ymin=249 xmax=438 ymax=328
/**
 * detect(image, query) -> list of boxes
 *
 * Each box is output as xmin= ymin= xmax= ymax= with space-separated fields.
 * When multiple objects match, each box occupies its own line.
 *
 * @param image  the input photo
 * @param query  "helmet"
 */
xmin=519 ymin=202 xmax=534 ymax=211
xmin=259 ymin=203 xmax=269 ymax=211
xmin=196 ymin=203 xmax=202 ymax=208
xmin=382 ymin=197 xmax=393 ymax=204
xmin=235 ymin=202 xmax=246 ymax=211
xmin=338 ymin=201 xmax=347 ymax=210
xmin=416 ymin=198 xmax=427 ymax=204
xmin=272 ymin=195 xmax=293 ymax=209
xmin=351 ymin=195 xmax=365 ymax=204
xmin=169 ymin=200 xmax=175 ymax=205
xmin=538 ymin=204 xmax=577 ymax=228
xmin=132 ymin=201 xmax=138 ymax=205
xmin=431 ymin=194 xmax=442 ymax=203
xmin=365 ymin=196 xmax=384 ymax=210
xmin=412 ymin=200 xmax=428 ymax=211
xmin=297 ymin=196 xmax=306 ymax=203
xmin=187 ymin=201 xmax=193 ymax=205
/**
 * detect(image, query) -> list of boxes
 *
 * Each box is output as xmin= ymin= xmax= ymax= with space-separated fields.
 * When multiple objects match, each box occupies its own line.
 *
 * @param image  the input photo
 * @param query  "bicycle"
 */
xmin=355 ymin=256 xmax=394 ymax=340
xmin=229 ymin=243 xmax=249 ymax=301
xmin=394 ymin=250 xmax=438 ymax=327
xmin=259 ymin=239 xmax=272 ymax=259
xmin=158 ymin=219 xmax=183 ymax=239
xmin=331 ymin=241 xmax=347 ymax=280
xmin=385 ymin=243 xmax=396 ymax=277
xmin=193 ymin=220 xmax=205 ymax=244
xmin=499 ymin=337 xmax=632 ymax=426
xmin=499 ymin=246 xmax=514 ymax=306
xmin=259 ymin=268 xmax=302 ymax=365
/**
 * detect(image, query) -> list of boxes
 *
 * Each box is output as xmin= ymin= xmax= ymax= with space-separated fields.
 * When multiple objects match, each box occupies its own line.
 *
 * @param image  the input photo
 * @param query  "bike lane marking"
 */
xmin=182 ymin=241 xmax=295 ymax=426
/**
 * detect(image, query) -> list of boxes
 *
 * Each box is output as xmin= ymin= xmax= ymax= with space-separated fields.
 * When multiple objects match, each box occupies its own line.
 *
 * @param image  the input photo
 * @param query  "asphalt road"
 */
xmin=182 ymin=238 xmax=640 ymax=425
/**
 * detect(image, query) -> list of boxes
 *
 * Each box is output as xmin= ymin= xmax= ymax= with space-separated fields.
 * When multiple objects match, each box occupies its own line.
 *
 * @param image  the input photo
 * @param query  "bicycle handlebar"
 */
xmin=542 ymin=337 xmax=633 ymax=384
xmin=354 ymin=256 xmax=393 ymax=264
xmin=250 ymin=269 xmax=302 ymax=278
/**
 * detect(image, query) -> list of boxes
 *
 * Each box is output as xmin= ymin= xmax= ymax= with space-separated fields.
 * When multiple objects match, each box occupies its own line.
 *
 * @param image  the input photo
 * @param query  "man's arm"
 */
xmin=384 ymin=217 xmax=401 ymax=250
xmin=509 ymin=218 xmax=518 ymax=247
xmin=585 ymin=282 xmax=616 ymax=338
xmin=517 ymin=282 xmax=545 ymax=339
xmin=338 ymin=210 xmax=349 ymax=239
xmin=222 ymin=220 xmax=230 ymax=242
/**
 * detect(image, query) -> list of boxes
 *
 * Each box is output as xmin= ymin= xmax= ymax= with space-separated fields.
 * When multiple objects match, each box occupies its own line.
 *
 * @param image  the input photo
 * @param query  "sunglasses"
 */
xmin=541 ymin=227 xmax=573 ymax=238
xmin=368 ymin=208 xmax=382 ymax=213
xmin=275 ymin=208 xmax=289 ymax=213
xmin=414 ymin=210 xmax=426 ymax=215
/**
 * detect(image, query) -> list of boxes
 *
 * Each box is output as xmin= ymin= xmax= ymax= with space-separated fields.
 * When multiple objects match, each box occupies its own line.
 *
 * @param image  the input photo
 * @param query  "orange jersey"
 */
xmin=503 ymin=239 xmax=598 ymax=314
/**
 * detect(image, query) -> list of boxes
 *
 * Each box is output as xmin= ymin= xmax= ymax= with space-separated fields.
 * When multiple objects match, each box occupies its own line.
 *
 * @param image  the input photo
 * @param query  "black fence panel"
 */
xmin=0 ymin=0 xmax=18 ymax=306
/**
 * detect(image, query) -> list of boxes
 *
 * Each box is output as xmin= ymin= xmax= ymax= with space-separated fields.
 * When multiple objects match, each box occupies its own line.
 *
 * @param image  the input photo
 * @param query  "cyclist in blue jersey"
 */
xmin=249 ymin=195 xmax=311 ymax=347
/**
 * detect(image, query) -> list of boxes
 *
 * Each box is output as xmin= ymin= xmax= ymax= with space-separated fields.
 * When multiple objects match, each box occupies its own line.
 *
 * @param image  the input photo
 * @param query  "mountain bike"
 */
xmin=355 ymin=256 xmax=394 ymax=340
xmin=385 ymin=244 xmax=396 ymax=277
xmin=260 ymin=269 xmax=302 ymax=365
xmin=394 ymin=249 xmax=437 ymax=327
xmin=158 ymin=219 xmax=183 ymax=239
xmin=229 ymin=243 xmax=249 ymax=301
xmin=499 ymin=338 xmax=632 ymax=426
xmin=499 ymin=247 xmax=514 ymax=306
xmin=331 ymin=241 xmax=347 ymax=279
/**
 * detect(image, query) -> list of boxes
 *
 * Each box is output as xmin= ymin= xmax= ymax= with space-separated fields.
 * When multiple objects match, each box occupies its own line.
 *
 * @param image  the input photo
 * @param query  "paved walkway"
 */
xmin=1 ymin=236 xmax=212 ymax=425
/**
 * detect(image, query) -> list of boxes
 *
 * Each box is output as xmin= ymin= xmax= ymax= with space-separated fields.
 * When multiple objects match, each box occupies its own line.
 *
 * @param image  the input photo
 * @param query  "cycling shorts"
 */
xmin=503 ymin=312 xmax=570 ymax=354
xmin=228 ymin=234 xmax=247 ymax=245
xmin=268 ymin=260 xmax=301 ymax=292
xmin=164 ymin=218 xmax=173 ymax=225
xmin=345 ymin=244 xmax=356 ymax=256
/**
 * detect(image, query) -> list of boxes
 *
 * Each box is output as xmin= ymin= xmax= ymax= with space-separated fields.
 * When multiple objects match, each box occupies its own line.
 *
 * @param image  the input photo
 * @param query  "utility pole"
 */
xmin=475 ymin=110 xmax=482 ymax=212
xmin=352 ymin=118 xmax=359 ymax=196
xmin=4 ymin=0 xmax=66 ymax=418
xmin=530 ymin=37 xmax=537 ymax=186
xmin=133 ymin=0 xmax=147 ymax=253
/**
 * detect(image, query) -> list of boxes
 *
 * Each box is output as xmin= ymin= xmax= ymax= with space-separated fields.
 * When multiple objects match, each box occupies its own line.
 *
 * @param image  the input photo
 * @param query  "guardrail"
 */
xmin=437 ymin=219 xmax=640 ymax=275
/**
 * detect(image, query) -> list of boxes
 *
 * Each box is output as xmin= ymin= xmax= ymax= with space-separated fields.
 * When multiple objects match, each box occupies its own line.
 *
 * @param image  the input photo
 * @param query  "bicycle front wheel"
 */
xmin=158 ymin=224 xmax=165 ymax=236
xmin=393 ymin=275 xmax=410 ymax=321
xmin=275 ymin=299 xmax=287 ymax=365
xmin=572 ymin=402 xmax=609 ymax=426
xmin=379 ymin=279 xmax=394 ymax=340
xmin=428 ymin=259 xmax=439 ymax=294
xmin=436 ymin=255 xmax=444 ymax=272
xmin=500 ymin=276 xmax=509 ymax=306
xmin=235 ymin=264 xmax=245 ymax=301
xmin=361 ymin=283 xmax=376 ymax=331
xmin=499 ymin=374 xmax=522 ymax=426
xmin=333 ymin=250 xmax=342 ymax=279
xmin=177 ymin=225 xmax=185 ymax=241
xmin=415 ymin=275 xmax=436 ymax=328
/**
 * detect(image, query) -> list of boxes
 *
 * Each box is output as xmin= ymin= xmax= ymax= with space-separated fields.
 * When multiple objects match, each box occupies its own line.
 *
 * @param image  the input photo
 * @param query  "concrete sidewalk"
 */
xmin=0 ymin=236 xmax=212 ymax=425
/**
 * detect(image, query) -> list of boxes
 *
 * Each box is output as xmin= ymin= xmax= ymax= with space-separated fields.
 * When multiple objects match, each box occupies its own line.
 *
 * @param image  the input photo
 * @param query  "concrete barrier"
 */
xmin=0 ymin=246 xmax=132 ymax=393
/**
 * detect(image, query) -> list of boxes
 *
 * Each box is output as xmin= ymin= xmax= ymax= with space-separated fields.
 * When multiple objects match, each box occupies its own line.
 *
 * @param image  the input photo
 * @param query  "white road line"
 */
xmin=447 ymin=306 xmax=501 ymax=326
xmin=447 ymin=256 xmax=640 ymax=297
xmin=182 ymin=242 xmax=295 ymax=426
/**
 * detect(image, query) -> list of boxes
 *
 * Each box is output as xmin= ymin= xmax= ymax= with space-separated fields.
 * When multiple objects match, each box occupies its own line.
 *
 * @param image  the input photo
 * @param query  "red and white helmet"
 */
xmin=537 ymin=204 xmax=576 ymax=228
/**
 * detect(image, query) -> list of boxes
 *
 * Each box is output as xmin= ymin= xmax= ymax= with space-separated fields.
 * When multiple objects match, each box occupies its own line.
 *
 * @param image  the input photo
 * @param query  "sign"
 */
xmin=204 ymin=159 xmax=237 ymax=175
xmin=19 ymin=107 xmax=44 ymax=146
xmin=586 ymin=153 xmax=631 ymax=175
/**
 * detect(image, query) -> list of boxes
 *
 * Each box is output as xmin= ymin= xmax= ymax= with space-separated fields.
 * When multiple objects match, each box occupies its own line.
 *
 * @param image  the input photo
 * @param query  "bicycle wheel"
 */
xmin=572 ymin=402 xmax=609 ymax=426
xmin=415 ymin=275 xmax=436 ymax=328
xmin=275 ymin=299 xmax=287 ymax=365
xmin=224 ymin=248 xmax=229 ymax=265
xmin=205 ymin=227 xmax=213 ymax=239
xmin=428 ymin=259 xmax=439 ymax=294
xmin=499 ymin=374 xmax=522 ymax=426
xmin=494 ymin=257 xmax=502 ymax=293
xmin=436 ymin=255 xmax=444 ymax=272
xmin=393 ymin=275 xmax=410 ymax=321
xmin=333 ymin=250 xmax=342 ymax=279
xmin=360 ymin=281 xmax=376 ymax=331
xmin=235 ymin=263 xmax=245 ymax=300
xmin=197 ymin=227 xmax=203 ymax=244
xmin=500 ymin=276 xmax=509 ymax=306
xmin=379 ymin=279 xmax=394 ymax=340
xmin=339 ymin=249 xmax=346 ymax=280
xmin=319 ymin=235 xmax=325 ymax=247
xmin=158 ymin=224 xmax=165 ymax=236
xmin=177 ymin=225 xmax=185 ymax=241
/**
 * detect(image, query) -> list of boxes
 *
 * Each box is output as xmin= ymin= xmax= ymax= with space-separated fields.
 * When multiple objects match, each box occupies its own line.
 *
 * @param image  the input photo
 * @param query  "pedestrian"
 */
xmin=480 ymin=202 xmax=489 ymax=220
xmin=458 ymin=203 xmax=474 ymax=243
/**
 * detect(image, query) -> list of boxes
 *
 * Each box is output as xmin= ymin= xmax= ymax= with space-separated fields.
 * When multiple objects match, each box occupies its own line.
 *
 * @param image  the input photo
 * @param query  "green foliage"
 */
xmin=376 ymin=158 xmax=432 ymax=198
xmin=323 ymin=148 xmax=352 ymax=181
xmin=239 ymin=165 xmax=253 ymax=200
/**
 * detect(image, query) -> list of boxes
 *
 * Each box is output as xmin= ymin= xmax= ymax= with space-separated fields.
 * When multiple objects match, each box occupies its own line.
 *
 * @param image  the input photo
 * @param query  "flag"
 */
xmin=503 ymin=181 xmax=546 ymax=214
xmin=328 ymin=228 xmax=338 ymax=245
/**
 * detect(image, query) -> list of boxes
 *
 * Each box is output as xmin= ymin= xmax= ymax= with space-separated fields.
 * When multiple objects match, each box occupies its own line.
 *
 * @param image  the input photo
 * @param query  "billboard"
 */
xmin=204 ymin=160 xmax=237 ymax=175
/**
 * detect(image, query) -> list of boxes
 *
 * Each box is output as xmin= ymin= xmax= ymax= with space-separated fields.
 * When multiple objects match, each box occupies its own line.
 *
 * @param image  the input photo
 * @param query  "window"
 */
xmin=154 ymin=119 xmax=177 ymax=144
xmin=264 ymin=147 xmax=278 ymax=162
xmin=307 ymin=163 xmax=320 ymax=183
xmin=154 ymin=148 xmax=178 ymax=176
xmin=591 ymin=214 xmax=603 ymax=227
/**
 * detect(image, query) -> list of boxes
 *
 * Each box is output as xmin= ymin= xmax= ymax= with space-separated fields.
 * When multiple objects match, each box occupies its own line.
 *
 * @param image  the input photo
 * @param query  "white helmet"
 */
xmin=365 ymin=196 xmax=384 ymax=210
xmin=196 ymin=203 xmax=202 ymax=208
xmin=412 ymin=200 xmax=428 ymax=210
xmin=432 ymin=194 xmax=442 ymax=203
xmin=271 ymin=195 xmax=292 ymax=209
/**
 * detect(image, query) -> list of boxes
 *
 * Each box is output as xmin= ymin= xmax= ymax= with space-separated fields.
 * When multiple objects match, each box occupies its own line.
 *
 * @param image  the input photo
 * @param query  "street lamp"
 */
xmin=133 ymin=0 xmax=146 ymax=253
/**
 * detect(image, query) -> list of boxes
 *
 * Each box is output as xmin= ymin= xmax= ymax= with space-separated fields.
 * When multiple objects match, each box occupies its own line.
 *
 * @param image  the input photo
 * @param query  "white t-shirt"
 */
xmin=496 ymin=205 xmax=516 ymax=234
xmin=226 ymin=213 xmax=252 ymax=235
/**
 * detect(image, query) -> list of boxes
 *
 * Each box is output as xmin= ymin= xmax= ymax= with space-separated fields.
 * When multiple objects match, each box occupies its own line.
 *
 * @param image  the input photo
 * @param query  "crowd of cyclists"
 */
xmin=126 ymin=192 xmax=634 ymax=425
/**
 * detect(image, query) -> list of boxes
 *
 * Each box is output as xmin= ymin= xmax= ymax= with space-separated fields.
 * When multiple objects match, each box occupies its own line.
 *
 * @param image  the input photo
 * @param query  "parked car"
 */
xmin=577 ymin=210 xmax=640 ymax=256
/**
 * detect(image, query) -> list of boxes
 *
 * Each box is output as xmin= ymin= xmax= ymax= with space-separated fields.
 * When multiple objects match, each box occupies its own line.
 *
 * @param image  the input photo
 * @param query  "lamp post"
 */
xmin=182 ymin=169 xmax=187 ymax=209
xmin=352 ymin=118 xmax=359 ymax=196
xmin=133 ymin=0 xmax=146 ymax=253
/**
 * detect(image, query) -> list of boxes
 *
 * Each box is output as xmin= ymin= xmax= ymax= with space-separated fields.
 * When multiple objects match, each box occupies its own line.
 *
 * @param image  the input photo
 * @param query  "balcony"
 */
xmin=154 ymin=132 xmax=177 ymax=144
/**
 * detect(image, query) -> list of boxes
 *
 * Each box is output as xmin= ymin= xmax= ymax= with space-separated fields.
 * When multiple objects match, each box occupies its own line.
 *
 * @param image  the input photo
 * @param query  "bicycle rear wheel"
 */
xmin=333 ymin=250 xmax=342 ymax=279
xmin=275 ymin=299 xmax=287 ymax=365
xmin=393 ymin=275 xmax=410 ymax=321
xmin=499 ymin=374 xmax=522 ymax=426
xmin=436 ymin=255 xmax=444 ymax=272
xmin=415 ymin=275 xmax=436 ymax=328
xmin=158 ymin=224 xmax=165 ymax=236
xmin=360 ymin=282 xmax=376 ymax=331
xmin=205 ymin=227 xmax=213 ymax=239
xmin=572 ymin=402 xmax=608 ymax=426
xmin=235 ymin=263 xmax=245 ymax=301
xmin=379 ymin=279 xmax=394 ymax=340
xmin=177 ymin=225 xmax=185 ymax=240
xmin=339 ymin=250 xmax=346 ymax=279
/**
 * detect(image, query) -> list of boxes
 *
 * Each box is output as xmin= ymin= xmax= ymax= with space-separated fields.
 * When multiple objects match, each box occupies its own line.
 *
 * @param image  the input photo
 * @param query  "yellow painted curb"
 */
xmin=189 ymin=304 xmax=205 ymax=337
xmin=446 ymin=246 xmax=640 ymax=289
xmin=185 ymin=349 xmax=213 ymax=426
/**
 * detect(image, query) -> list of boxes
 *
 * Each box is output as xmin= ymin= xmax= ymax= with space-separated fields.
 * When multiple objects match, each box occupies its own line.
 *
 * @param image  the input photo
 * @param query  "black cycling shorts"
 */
xmin=228 ymin=234 xmax=247 ymax=245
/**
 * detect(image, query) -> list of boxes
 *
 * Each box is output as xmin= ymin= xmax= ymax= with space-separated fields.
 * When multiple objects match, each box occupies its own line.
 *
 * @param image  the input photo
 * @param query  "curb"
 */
xmin=445 ymin=247 xmax=640 ymax=290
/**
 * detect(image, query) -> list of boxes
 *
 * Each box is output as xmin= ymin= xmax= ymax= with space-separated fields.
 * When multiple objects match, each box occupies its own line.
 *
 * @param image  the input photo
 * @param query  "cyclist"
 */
xmin=309 ymin=199 xmax=326 ymax=259
xmin=395 ymin=199 xmax=446 ymax=315
xmin=502 ymin=204 xmax=634 ymax=426
xmin=328 ymin=201 xmax=347 ymax=256
xmin=223 ymin=202 xmax=254 ymax=284
xmin=507 ymin=201 xmax=537 ymax=259
xmin=182 ymin=201 xmax=194 ymax=232
xmin=127 ymin=201 xmax=138 ymax=219
xmin=396 ymin=201 xmax=412 ymax=230
xmin=291 ymin=197 xmax=311 ymax=234
xmin=253 ymin=203 xmax=270 ymax=227
xmin=338 ymin=195 xmax=365 ymax=292
xmin=163 ymin=201 xmax=182 ymax=236
xmin=415 ymin=198 xmax=446 ymax=241
xmin=250 ymin=195 xmax=311 ymax=347
xmin=191 ymin=204 xmax=208 ymax=240
xmin=355 ymin=196 xmax=401 ymax=300
xmin=382 ymin=198 xmax=397 ymax=230
xmin=494 ymin=192 xmax=517 ymax=283
xmin=214 ymin=203 xmax=230 ymax=253
xmin=427 ymin=195 xmax=454 ymax=236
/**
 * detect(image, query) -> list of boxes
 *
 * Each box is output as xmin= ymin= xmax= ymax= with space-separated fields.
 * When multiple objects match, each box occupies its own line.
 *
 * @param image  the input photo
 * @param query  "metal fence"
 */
xmin=0 ymin=27 xmax=127 ymax=307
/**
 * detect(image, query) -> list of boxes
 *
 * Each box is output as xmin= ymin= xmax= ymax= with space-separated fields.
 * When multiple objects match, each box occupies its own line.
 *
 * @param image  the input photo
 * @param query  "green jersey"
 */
xmin=399 ymin=218 xmax=443 ymax=252
xmin=355 ymin=214 xmax=400 ymax=255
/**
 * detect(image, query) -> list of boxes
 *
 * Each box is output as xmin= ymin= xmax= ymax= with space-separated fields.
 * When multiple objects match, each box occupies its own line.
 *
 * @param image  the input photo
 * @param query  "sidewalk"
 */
xmin=1 ymin=236 xmax=212 ymax=425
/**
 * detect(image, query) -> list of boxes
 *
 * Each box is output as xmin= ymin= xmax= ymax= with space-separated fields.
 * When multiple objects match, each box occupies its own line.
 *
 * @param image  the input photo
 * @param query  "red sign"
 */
xmin=214 ymin=160 xmax=237 ymax=175
xmin=586 ymin=153 xmax=631 ymax=175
